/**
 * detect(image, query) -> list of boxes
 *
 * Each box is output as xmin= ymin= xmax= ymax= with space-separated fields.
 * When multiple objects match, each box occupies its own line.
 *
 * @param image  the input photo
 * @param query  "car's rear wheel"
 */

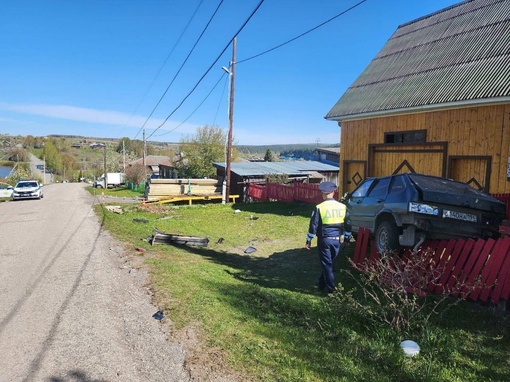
xmin=375 ymin=220 xmax=400 ymax=254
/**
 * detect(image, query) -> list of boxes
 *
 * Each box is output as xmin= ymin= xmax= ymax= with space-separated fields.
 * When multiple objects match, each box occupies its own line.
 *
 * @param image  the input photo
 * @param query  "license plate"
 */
xmin=442 ymin=210 xmax=477 ymax=222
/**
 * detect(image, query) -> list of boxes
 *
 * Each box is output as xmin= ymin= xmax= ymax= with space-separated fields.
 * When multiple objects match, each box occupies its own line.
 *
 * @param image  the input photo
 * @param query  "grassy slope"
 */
xmin=97 ymin=200 xmax=510 ymax=382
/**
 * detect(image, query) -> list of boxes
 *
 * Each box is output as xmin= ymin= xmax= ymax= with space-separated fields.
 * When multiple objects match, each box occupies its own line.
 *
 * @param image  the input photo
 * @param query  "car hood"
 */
xmin=408 ymin=175 xmax=506 ymax=215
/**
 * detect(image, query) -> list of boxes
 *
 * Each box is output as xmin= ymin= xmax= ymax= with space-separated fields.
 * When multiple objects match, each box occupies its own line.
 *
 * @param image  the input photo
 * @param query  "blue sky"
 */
xmin=0 ymin=0 xmax=460 ymax=145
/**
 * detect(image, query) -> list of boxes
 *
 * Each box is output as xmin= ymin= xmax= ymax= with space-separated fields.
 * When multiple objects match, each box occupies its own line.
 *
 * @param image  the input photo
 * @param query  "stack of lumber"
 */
xmin=147 ymin=178 xmax=221 ymax=201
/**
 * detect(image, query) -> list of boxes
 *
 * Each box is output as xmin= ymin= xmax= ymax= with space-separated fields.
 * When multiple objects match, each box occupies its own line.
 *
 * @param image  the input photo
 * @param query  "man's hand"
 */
xmin=305 ymin=240 xmax=311 ymax=250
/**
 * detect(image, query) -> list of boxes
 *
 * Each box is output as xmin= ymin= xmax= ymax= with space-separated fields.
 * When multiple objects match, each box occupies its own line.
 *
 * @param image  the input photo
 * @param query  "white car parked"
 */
xmin=11 ymin=180 xmax=43 ymax=200
xmin=0 ymin=182 xmax=14 ymax=198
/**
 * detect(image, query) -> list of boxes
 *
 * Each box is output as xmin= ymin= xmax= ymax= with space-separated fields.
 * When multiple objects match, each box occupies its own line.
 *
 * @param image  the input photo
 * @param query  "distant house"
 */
xmin=326 ymin=0 xmax=510 ymax=195
xmin=213 ymin=161 xmax=339 ymax=199
xmin=316 ymin=147 xmax=340 ymax=166
xmin=128 ymin=155 xmax=173 ymax=178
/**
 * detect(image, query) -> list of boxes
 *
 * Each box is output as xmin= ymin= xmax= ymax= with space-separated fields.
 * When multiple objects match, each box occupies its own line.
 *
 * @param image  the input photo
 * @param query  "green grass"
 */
xmin=87 ymin=185 xmax=144 ymax=198
xmin=97 ymin=201 xmax=510 ymax=382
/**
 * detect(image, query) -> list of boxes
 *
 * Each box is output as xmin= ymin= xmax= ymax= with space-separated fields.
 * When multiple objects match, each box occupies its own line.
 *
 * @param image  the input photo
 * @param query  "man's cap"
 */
xmin=318 ymin=181 xmax=337 ymax=193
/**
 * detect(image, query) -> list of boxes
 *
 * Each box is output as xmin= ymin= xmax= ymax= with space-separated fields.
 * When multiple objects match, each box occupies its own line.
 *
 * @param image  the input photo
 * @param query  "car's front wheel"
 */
xmin=375 ymin=220 xmax=400 ymax=254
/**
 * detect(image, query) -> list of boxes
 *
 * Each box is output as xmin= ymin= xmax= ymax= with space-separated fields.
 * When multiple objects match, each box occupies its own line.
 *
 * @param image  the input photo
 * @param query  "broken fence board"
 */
xmin=496 ymin=249 xmax=510 ymax=301
xmin=479 ymin=237 xmax=510 ymax=302
xmin=353 ymin=227 xmax=370 ymax=265
xmin=453 ymin=238 xmax=490 ymax=299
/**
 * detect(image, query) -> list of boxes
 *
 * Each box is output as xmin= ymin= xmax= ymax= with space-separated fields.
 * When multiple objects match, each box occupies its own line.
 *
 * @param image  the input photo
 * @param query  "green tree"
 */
xmin=264 ymin=149 xmax=275 ymax=162
xmin=43 ymin=140 xmax=63 ymax=173
xmin=116 ymin=137 xmax=155 ymax=157
xmin=176 ymin=125 xmax=233 ymax=178
xmin=62 ymin=154 xmax=78 ymax=180
xmin=125 ymin=163 xmax=146 ymax=186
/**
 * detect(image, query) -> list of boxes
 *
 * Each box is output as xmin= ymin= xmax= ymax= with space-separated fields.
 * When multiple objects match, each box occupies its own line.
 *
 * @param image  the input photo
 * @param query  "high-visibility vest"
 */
xmin=318 ymin=199 xmax=346 ymax=225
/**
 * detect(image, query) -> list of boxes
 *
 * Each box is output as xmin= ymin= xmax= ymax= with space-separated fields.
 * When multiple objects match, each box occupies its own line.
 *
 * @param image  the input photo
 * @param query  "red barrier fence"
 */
xmin=352 ymin=227 xmax=510 ymax=304
xmin=248 ymin=183 xmax=267 ymax=201
xmin=248 ymin=182 xmax=338 ymax=204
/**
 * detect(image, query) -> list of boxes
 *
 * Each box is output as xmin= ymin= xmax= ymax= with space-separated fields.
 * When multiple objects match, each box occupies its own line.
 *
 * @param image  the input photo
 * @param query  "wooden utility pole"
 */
xmin=225 ymin=37 xmax=236 ymax=202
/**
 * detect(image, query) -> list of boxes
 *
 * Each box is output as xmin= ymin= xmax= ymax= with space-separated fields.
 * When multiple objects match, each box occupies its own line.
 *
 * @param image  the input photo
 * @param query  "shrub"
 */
xmin=340 ymin=249 xmax=483 ymax=334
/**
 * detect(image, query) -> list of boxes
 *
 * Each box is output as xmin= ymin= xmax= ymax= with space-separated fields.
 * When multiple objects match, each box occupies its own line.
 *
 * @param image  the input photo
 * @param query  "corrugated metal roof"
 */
xmin=213 ymin=161 xmax=339 ymax=177
xmin=326 ymin=0 xmax=510 ymax=121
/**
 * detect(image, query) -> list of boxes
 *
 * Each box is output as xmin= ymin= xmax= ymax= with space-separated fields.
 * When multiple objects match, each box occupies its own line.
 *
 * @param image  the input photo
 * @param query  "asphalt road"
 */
xmin=0 ymin=183 xmax=187 ymax=381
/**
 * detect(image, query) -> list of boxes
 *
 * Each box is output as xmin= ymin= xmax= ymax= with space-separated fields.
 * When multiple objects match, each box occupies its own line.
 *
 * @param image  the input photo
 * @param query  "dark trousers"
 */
xmin=317 ymin=237 xmax=341 ymax=293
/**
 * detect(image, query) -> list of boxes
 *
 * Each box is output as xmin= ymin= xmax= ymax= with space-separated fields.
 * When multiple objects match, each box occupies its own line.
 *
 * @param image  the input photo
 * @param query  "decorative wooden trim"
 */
xmin=447 ymin=155 xmax=492 ymax=193
xmin=368 ymin=142 xmax=448 ymax=177
xmin=342 ymin=160 xmax=367 ymax=194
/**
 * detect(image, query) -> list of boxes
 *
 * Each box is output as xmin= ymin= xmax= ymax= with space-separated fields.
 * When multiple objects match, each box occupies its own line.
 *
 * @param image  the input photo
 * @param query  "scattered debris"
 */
xmin=152 ymin=310 xmax=164 ymax=321
xmin=244 ymin=246 xmax=257 ymax=254
xmin=133 ymin=218 xmax=149 ymax=223
xmin=151 ymin=228 xmax=209 ymax=247
xmin=234 ymin=209 xmax=241 ymax=213
xmin=249 ymin=215 xmax=259 ymax=220
xmin=105 ymin=205 xmax=123 ymax=214
xmin=400 ymin=340 xmax=420 ymax=357
xmin=158 ymin=216 xmax=175 ymax=220
xmin=135 ymin=247 xmax=146 ymax=253
xmin=216 ymin=237 xmax=224 ymax=244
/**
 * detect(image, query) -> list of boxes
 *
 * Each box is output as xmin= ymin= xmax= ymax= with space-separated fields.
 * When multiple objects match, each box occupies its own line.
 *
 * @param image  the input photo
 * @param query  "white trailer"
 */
xmin=93 ymin=173 xmax=126 ymax=188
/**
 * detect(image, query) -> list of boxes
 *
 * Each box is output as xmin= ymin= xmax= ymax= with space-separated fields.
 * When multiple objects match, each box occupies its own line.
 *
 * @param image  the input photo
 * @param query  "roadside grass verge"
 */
xmin=96 ymin=201 xmax=510 ymax=382
xmin=87 ymin=185 xmax=143 ymax=198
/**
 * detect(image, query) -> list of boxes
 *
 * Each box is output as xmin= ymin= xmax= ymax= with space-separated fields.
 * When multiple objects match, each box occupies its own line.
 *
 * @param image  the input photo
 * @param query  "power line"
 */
xmin=133 ymin=0 xmax=206 ymax=140
xmin=147 ymin=0 xmax=366 ymax=140
xmin=238 ymin=0 xmax=368 ymax=64
xmin=152 ymin=72 xmax=227 ymax=137
xmin=146 ymin=0 xmax=266 ymax=140
xmin=136 ymin=0 xmax=226 ymax=140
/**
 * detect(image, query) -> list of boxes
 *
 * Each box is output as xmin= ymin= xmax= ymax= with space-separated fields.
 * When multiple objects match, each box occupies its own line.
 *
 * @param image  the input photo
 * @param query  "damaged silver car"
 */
xmin=344 ymin=173 xmax=506 ymax=253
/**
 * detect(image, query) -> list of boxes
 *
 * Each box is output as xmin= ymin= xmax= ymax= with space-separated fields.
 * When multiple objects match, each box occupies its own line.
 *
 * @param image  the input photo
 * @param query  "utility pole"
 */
xmin=103 ymin=145 xmax=107 ymax=188
xmin=225 ymin=37 xmax=236 ymax=202
xmin=143 ymin=129 xmax=146 ymax=169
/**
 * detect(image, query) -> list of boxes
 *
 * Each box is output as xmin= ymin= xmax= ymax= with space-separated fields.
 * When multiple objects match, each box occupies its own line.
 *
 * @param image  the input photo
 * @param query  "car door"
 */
xmin=347 ymin=177 xmax=391 ymax=231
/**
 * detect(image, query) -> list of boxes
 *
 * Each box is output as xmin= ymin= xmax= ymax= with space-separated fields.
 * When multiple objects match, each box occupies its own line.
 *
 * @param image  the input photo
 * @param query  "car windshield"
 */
xmin=18 ymin=182 xmax=38 ymax=188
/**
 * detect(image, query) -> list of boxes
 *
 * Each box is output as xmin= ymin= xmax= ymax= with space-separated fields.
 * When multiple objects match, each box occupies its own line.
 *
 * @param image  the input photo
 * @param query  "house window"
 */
xmin=385 ymin=130 xmax=426 ymax=144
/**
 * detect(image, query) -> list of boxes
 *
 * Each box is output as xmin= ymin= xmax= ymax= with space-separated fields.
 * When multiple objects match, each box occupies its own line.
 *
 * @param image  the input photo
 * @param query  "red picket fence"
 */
xmin=247 ymin=182 xmax=338 ymax=204
xmin=248 ymin=183 xmax=267 ymax=201
xmin=352 ymin=227 xmax=510 ymax=305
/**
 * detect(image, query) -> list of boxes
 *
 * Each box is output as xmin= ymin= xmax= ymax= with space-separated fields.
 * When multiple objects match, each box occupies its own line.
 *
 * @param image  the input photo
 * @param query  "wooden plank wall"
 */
xmin=352 ymin=227 xmax=510 ymax=305
xmin=148 ymin=179 xmax=220 ymax=201
xmin=340 ymin=104 xmax=510 ymax=194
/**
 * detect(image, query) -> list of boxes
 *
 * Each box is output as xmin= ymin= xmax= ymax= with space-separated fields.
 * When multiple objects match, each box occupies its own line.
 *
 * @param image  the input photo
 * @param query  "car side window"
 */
xmin=367 ymin=178 xmax=391 ymax=198
xmin=389 ymin=176 xmax=405 ymax=193
xmin=351 ymin=180 xmax=374 ymax=198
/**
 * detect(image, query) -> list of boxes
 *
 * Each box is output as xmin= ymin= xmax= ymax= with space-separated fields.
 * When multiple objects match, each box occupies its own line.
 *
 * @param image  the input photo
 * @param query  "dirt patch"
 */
xmin=171 ymin=324 xmax=250 ymax=382
xmin=119 ymin=242 xmax=250 ymax=382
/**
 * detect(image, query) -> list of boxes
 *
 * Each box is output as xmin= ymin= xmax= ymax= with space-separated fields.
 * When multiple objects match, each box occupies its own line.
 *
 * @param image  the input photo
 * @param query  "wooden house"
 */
xmin=326 ymin=0 xmax=510 ymax=196
xmin=316 ymin=147 xmax=340 ymax=166
xmin=213 ymin=161 xmax=339 ymax=201
xmin=128 ymin=155 xmax=173 ymax=178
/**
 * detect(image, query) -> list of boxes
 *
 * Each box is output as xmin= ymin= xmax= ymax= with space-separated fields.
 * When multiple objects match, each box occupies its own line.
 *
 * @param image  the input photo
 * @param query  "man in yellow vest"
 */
xmin=305 ymin=181 xmax=351 ymax=294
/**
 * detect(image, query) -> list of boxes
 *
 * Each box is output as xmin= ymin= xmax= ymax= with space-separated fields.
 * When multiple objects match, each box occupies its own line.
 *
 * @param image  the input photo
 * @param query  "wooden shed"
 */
xmin=213 ymin=161 xmax=339 ymax=202
xmin=326 ymin=0 xmax=510 ymax=196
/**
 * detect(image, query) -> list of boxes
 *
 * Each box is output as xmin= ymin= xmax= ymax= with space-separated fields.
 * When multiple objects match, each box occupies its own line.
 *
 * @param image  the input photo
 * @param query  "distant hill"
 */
xmin=236 ymin=143 xmax=338 ymax=161
xmin=4 ymin=133 xmax=338 ymax=161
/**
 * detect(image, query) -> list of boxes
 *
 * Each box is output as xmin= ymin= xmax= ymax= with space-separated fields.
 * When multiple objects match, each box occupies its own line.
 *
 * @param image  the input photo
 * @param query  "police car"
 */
xmin=11 ymin=180 xmax=44 ymax=200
